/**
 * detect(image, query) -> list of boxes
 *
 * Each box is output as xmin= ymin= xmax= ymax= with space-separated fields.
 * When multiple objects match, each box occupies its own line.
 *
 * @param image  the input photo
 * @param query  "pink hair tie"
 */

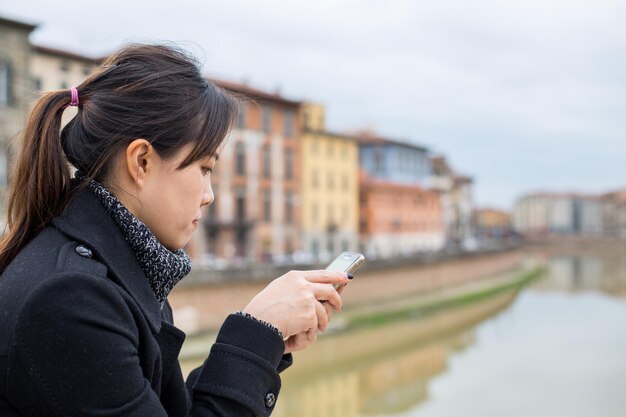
xmin=63 ymin=87 xmax=80 ymax=109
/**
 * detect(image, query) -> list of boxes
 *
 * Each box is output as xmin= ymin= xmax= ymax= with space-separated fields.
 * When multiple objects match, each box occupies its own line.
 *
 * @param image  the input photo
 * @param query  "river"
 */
xmin=180 ymin=249 xmax=626 ymax=416
xmin=270 ymin=250 xmax=626 ymax=416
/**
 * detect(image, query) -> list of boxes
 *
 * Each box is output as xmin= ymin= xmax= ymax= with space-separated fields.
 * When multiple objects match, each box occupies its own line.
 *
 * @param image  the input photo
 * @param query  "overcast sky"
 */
xmin=2 ymin=0 xmax=625 ymax=209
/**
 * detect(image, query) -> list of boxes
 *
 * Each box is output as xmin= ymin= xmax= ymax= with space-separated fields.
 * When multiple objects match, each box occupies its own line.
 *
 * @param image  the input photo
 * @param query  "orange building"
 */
xmin=187 ymin=80 xmax=302 ymax=264
xmin=359 ymin=171 xmax=444 ymax=258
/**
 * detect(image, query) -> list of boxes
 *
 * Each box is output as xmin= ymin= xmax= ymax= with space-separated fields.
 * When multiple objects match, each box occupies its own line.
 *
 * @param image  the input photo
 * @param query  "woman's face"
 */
xmin=134 ymin=144 xmax=217 ymax=251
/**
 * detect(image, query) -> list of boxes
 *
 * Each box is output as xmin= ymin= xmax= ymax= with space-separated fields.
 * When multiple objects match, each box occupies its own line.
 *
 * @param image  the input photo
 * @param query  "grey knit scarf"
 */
xmin=78 ymin=174 xmax=192 ymax=305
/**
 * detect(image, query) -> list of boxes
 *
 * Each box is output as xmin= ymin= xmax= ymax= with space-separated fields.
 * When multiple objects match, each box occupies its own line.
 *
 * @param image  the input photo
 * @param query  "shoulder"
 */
xmin=3 ymin=225 xmax=107 ymax=282
xmin=1 ymin=226 xmax=108 ymax=305
xmin=1 ymin=226 xmax=121 ymax=337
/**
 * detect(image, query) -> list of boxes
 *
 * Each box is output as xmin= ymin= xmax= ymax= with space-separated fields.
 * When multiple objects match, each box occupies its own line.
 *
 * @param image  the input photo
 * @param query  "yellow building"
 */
xmin=300 ymin=103 xmax=359 ymax=260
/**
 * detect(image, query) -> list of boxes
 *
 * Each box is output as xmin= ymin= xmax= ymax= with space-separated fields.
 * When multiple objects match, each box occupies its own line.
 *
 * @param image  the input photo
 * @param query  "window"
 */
xmin=284 ymin=110 xmax=294 ymax=138
xmin=342 ymin=174 xmax=349 ymax=190
xmin=285 ymin=148 xmax=293 ymax=180
xmin=82 ymin=66 xmax=91 ymax=76
xmin=311 ymin=137 xmax=318 ymax=154
xmin=237 ymin=105 xmax=246 ymax=129
xmin=327 ymin=141 xmax=334 ymax=157
xmin=60 ymin=81 xmax=68 ymax=90
xmin=311 ymin=203 xmax=318 ymax=224
xmin=342 ymin=205 xmax=349 ymax=222
xmin=33 ymin=78 xmax=42 ymax=91
xmin=327 ymin=173 xmax=334 ymax=190
xmin=235 ymin=187 xmax=246 ymax=220
xmin=0 ymin=61 xmax=10 ymax=106
xmin=263 ymin=145 xmax=271 ymax=178
xmin=263 ymin=189 xmax=271 ymax=222
xmin=311 ymin=240 xmax=319 ymax=256
xmin=60 ymin=60 xmax=70 ymax=72
xmin=374 ymin=149 xmax=383 ymax=174
xmin=262 ymin=105 xmax=271 ymax=134
xmin=327 ymin=239 xmax=335 ymax=255
xmin=312 ymin=171 xmax=319 ymax=189
xmin=235 ymin=142 xmax=245 ymax=176
xmin=303 ymin=110 xmax=310 ymax=130
xmin=285 ymin=192 xmax=293 ymax=224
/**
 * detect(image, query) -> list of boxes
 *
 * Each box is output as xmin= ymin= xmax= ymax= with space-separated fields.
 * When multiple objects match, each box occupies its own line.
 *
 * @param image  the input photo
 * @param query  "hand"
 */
xmin=243 ymin=270 xmax=349 ymax=345
xmin=284 ymin=285 xmax=347 ymax=354
xmin=284 ymin=328 xmax=317 ymax=353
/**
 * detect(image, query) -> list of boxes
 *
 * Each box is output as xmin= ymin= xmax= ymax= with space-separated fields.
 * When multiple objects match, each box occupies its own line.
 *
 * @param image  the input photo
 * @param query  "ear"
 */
xmin=124 ymin=139 xmax=156 ymax=188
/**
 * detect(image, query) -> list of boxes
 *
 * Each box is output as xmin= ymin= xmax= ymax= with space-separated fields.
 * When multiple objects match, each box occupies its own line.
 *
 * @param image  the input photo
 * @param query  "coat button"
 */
xmin=75 ymin=245 xmax=93 ymax=259
xmin=264 ymin=392 xmax=276 ymax=408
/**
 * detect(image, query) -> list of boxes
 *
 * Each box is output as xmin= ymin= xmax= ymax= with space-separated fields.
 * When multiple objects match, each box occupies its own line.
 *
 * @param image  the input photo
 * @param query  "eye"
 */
xmin=201 ymin=166 xmax=213 ymax=176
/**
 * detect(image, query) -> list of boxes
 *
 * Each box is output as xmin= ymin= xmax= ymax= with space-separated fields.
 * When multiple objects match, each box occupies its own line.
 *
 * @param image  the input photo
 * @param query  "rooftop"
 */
xmin=0 ymin=15 xmax=37 ymax=31
xmin=33 ymin=44 xmax=106 ymax=64
xmin=212 ymin=78 xmax=301 ymax=107
xmin=353 ymin=129 xmax=428 ymax=152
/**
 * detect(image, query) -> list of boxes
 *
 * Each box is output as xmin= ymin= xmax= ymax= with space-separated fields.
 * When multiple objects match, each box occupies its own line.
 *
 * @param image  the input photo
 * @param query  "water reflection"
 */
xmin=535 ymin=254 xmax=626 ymax=297
xmin=273 ymin=291 xmax=517 ymax=417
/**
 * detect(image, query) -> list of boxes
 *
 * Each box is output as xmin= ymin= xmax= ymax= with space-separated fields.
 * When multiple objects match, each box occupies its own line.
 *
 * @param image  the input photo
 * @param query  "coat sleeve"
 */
xmin=13 ymin=273 xmax=284 ymax=417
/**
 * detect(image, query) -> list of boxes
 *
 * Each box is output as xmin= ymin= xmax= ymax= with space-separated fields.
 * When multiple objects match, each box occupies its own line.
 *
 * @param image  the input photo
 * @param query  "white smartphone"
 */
xmin=325 ymin=251 xmax=366 ymax=290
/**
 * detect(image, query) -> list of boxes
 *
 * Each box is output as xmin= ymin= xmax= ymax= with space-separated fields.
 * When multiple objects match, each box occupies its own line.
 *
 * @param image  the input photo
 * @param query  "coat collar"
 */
xmin=52 ymin=183 xmax=162 ymax=333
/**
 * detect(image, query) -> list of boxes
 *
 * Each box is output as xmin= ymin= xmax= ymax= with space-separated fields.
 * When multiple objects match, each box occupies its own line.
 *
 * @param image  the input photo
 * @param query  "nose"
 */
xmin=201 ymin=183 xmax=214 ymax=208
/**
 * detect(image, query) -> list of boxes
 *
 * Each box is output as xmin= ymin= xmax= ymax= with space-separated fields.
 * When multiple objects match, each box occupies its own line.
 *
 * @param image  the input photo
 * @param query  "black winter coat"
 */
xmin=0 ymin=187 xmax=292 ymax=417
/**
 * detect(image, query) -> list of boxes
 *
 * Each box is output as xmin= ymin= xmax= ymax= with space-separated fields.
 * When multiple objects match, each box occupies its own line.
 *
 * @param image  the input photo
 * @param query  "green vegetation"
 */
xmin=346 ymin=267 xmax=546 ymax=330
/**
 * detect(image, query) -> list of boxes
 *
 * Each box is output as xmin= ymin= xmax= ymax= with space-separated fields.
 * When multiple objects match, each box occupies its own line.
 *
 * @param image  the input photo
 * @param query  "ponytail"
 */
xmin=0 ymin=90 xmax=74 ymax=273
xmin=0 ymin=43 xmax=237 ymax=275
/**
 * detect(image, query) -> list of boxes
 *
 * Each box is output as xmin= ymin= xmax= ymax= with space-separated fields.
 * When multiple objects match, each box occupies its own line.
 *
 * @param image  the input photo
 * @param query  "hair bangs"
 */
xmin=178 ymin=84 xmax=238 ymax=168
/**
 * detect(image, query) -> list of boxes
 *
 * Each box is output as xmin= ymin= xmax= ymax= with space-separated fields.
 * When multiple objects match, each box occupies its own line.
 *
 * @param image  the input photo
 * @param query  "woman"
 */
xmin=0 ymin=44 xmax=349 ymax=417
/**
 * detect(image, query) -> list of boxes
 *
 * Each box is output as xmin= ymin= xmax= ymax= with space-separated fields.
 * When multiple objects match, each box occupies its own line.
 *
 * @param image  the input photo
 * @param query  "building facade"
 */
xmin=450 ymin=175 xmax=475 ymax=249
xmin=191 ymin=80 xmax=302 ymax=264
xmin=299 ymin=103 xmax=360 ymax=261
xmin=602 ymin=190 xmax=626 ymax=239
xmin=513 ymin=192 xmax=605 ymax=237
xmin=1 ymin=15 xmax=102 ymax=230
xmin=31 ymin=45 xmax=101 ymax=93
xmin=512 ymin=193 xmax=551 ymax=235
xmin=359 ymin=173 xmax=444 ymax=258
xmin=473 ymin=208 xmax=511 ymax=240
xmin=359 ymin=131 xmax=431 ymax=187
xmin=430 ymin=156 xmax=475 ymax=249
xmin=0 ymin=16 xmax=37 ymax=227
xmin=357 ymin=133 xmax=444 ymax=258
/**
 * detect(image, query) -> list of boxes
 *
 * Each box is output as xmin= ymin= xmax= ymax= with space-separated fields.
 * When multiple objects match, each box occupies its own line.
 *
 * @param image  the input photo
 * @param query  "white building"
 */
xmin=513 ymin=192 xmax=604 ymax=237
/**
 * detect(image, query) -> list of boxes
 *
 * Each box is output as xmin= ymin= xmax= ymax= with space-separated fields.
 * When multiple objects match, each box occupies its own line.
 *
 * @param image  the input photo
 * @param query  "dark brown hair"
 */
xmin=0 ymin=43 xmax=237 ymax=273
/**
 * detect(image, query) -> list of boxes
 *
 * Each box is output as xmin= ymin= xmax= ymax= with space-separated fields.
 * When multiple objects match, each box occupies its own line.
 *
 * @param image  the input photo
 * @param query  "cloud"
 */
xmin=1 ymin=0 xmax=625 ymax=207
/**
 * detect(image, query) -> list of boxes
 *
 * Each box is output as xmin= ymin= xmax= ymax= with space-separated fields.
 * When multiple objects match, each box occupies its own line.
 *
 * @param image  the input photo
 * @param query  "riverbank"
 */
xmin=177 ymin=260 xmax=545 ymax=366
xmin=169 ymin=248 xmax=525 ymax=334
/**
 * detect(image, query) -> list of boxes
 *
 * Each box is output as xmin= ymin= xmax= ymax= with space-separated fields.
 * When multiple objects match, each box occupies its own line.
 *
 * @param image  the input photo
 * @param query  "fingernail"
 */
xmin=347 ymin=273 xmax=353 ymax=280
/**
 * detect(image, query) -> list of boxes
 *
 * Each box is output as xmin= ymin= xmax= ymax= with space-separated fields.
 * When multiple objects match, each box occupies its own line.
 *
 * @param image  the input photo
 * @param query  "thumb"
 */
xmin=300 ymin=270 xmax=351 ymax=284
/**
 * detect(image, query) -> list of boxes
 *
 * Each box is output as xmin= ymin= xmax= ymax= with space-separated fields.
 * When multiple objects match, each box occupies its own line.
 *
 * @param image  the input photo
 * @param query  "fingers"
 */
xmin=299 ymin=270 xmax=350 ymax=285
xmin=323 ymin=300 xmax=334 ymax=324
xmin=315 ymin=300 xmax=329 ymax=332
xmin=284 ymin=329 xmax=317 ymax=354
xmin=310 ymin=282 xmax=343 ymax=312
xmin=306 ymin=328 xmax=317 ymax=343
